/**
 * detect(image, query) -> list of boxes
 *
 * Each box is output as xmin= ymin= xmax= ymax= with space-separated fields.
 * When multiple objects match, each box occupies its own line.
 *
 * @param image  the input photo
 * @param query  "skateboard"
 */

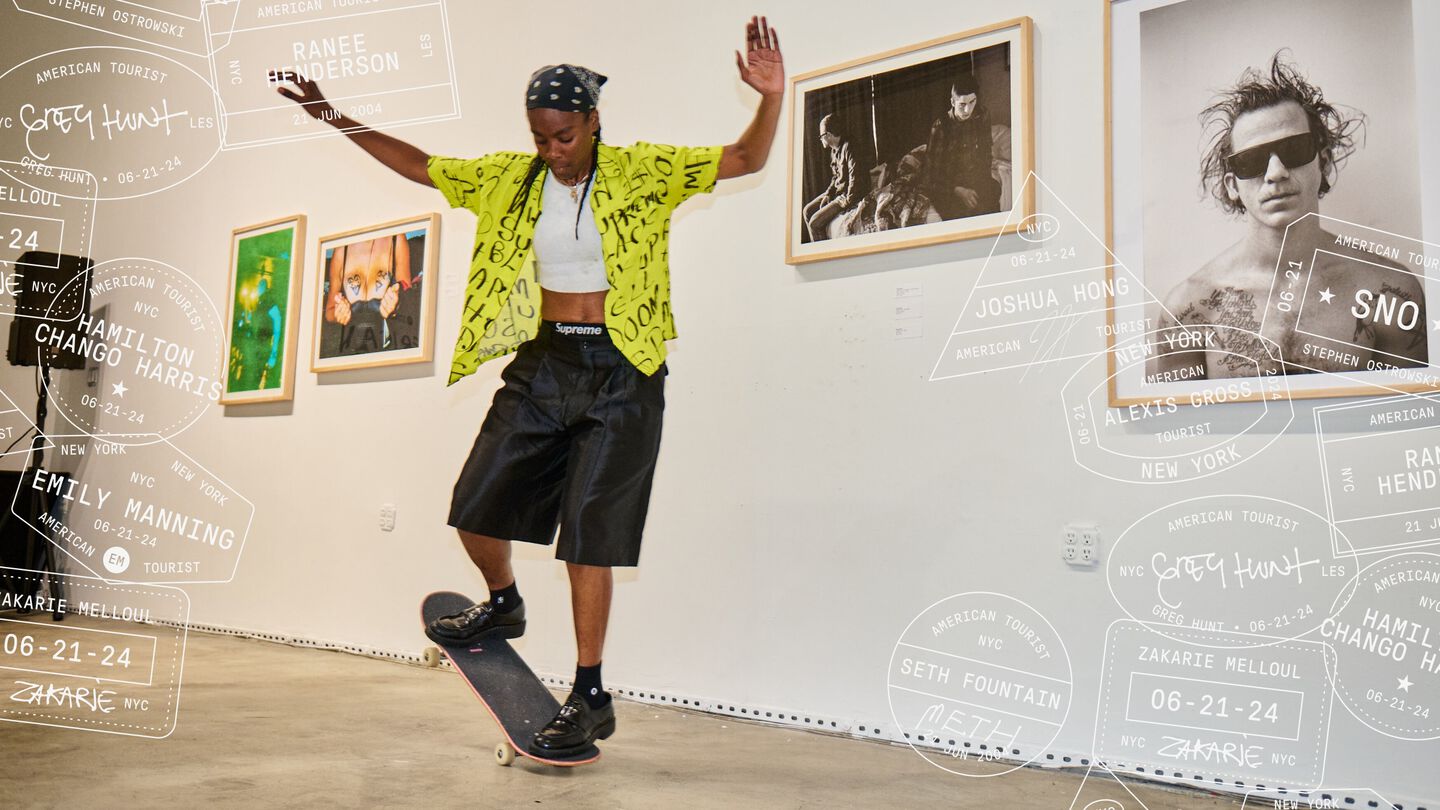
xmin=420 ymin=591 xmax=600 ymax=767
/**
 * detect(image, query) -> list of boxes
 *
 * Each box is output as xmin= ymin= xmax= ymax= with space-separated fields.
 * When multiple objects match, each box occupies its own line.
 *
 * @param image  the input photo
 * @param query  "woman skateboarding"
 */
xmin=273 ymin=15 xmax=784 ymax=758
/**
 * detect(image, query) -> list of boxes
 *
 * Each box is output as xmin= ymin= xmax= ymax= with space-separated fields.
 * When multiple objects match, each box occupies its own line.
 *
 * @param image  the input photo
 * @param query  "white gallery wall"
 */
xmin=1 ymin=0 xmax=1437 ymax=804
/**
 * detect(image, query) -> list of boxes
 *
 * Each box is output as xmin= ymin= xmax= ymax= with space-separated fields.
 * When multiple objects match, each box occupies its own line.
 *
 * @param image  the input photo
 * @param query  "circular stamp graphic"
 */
xmin=887 ymin=592 xmax=1072 ymax=777
xmin=1107 ymin=495 xmax=1357 ymax=647
xmin=102 ymin=546 xmax=130 ymax=575
xmin=0 ymin=46 xmax=221 ymax=200
xmin=42 ymin=258 xmax=223 ymax=443
xmin=1016 ymin=212 xmax=1060 ymax=243
xmin=1063 ymin=326 xmax=1294 ymax=484
xmin=1324 ymin=553 xmax=1440 ymax=740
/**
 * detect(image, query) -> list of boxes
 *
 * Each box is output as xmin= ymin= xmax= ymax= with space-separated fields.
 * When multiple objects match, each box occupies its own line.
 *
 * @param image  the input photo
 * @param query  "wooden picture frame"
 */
xmin=221 ymin=214 xmax=306 ymax=404
xmin=311 ymin=213 xmax=439 ymax=373
xmin=786 ymin=17 xmax=1035 ymax=265
xmin=1104 ymin=0 xmax=1439 ymax=405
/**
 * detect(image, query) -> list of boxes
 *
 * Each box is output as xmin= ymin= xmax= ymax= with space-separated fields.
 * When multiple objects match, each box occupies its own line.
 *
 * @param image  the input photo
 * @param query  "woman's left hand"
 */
xmin=736 ymin=16 xmax=783 ymax=96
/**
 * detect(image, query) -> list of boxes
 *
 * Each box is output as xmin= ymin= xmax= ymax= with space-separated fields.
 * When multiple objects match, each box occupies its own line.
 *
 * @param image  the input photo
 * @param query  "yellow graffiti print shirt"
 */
xmin=428 ymin=141 xmax=723 ymax=384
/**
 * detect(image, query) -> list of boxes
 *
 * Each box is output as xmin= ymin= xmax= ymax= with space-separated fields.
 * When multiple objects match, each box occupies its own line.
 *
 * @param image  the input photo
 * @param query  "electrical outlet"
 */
xmin=379 ymin=503 xmax=397 ymax=532
xmin=1062 ymin=522 xmax=1099 ymax=567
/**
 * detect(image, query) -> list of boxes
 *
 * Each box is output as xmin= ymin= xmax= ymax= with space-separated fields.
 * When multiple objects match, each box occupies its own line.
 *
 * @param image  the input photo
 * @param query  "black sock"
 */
xmin=574 ymin=663 xmax=609 ymax=708
xmin=489 ymin=582 xmax=522 ymax=614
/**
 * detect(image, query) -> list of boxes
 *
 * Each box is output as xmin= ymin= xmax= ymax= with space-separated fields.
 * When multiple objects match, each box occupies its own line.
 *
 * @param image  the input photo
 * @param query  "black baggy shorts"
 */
xmin=447 ymin=321 xmax=666 ymax=567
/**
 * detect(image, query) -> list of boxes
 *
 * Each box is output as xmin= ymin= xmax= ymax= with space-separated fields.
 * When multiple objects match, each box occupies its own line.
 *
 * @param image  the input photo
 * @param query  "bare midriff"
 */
xmin=541 ymin=288 xmax=607 ymax=324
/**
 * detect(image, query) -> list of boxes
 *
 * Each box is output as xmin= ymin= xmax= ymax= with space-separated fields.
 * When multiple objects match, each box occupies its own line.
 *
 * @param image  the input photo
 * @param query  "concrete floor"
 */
xmin=0 ymin=620 xmax=1249 ymax=809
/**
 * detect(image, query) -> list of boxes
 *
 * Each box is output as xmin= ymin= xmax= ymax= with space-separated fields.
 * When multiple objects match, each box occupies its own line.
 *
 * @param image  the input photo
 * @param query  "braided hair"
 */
xmin=509 ymin=125 xmax=601 ymax=239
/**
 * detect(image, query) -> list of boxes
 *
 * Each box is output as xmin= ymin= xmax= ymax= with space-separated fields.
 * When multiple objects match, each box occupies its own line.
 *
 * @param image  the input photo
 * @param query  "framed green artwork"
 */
xmin=222 ymin=214 xmax=306 ymax=404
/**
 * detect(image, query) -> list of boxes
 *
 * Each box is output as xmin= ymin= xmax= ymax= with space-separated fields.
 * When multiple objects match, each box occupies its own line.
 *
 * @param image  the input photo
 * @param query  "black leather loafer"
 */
xmin=529 ymin=692 xmax=616 ymax=757
xmin=424 ymin=600 xmax=526 ymax=644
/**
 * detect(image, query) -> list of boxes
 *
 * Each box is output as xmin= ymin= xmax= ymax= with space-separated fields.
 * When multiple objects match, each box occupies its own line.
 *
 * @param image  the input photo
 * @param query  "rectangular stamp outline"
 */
xmin=0 ymin=616 xmax=158 ymax=687
xmin=1293 ymin=248 xmax=1429 ymax=367
xmin=1094 ymin=620 xmax=1334 ymax=790
xmin=11 ymin=0 xmax=211 ymax=57
xmin=1243 ymin=786 xmax=1401 ymax=810
xmin=0 ymin=211 xmax=65 ymax=264
xmin=121 ymin=0 xmax=205 ymax=22
xmin=202 ymin=0 xmax=461 ymax=150
xmin=935 ymin=301 xmax=1154 ymax=380
xmin=8 ymin=436 xmax=257 ymax=585
xmin=1123 ymin=670 xmax=1306 ymax=742
xmin=0 ymin=566 xmax=187 ymax=739
xmin=892 ymin=640 xmax=1069 ymax=727
xmin=0 ymin=387 xmax=49 ymax=460
xmin=971 ymin=261 xmax=1118 ymax=290
xmin=957 ymin=263 xmax=1123 ymax=334
xmin=1314 ymin=394 xmax=1440 ymax=556
xmin=0 ymin=160 xmax=96 ymax=323
xmin=890 ymin=684 xmax=1062 ymax=728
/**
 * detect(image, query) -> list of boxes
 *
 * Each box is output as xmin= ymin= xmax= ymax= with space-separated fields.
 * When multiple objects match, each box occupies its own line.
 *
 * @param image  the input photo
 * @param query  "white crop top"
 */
xmin=533 ymin=170 xmax=608 ymax=293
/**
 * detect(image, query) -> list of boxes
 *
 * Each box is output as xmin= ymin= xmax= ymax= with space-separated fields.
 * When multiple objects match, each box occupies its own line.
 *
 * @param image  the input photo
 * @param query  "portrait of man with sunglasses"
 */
xmin=1151 ymin=54 xmax=1427 ymax=382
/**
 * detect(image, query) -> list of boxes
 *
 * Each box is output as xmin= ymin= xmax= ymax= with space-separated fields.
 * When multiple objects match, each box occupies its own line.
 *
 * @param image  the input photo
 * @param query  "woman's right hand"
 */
xmin=269 ymin=71 xmax=337 ymax=121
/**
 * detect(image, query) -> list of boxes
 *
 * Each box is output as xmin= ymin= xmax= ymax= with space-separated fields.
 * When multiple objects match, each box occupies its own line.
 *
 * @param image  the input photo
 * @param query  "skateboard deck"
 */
xmin=421 ymin=591 xmax=600 ymax=767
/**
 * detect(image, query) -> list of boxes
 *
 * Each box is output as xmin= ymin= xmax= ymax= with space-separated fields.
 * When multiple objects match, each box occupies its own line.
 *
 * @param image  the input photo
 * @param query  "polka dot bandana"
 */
xmin=525 ymin=64 xmax=607 ymax=112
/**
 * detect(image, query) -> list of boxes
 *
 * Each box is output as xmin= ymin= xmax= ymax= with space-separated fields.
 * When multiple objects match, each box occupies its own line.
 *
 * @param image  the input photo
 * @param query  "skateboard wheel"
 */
xmin=422 ymin=647 xmax=441 ymax=667
xmin=495 ymin=742 xmax=516 ymax=766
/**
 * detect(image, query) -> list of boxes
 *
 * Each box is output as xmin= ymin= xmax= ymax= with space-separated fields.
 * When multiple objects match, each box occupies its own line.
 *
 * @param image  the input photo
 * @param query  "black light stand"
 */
xmin=1 ymin=252 xmax=92 ymax=621
xmin=14 ymin=350 xmax=64 ymax=621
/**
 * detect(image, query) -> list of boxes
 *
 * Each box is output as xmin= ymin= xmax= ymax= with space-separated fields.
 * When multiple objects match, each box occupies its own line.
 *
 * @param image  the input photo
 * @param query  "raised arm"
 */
xmin=717 ymin=16 xmax=785 ymax=180
xmin=270 ymin=72 xmax=434 ymax=187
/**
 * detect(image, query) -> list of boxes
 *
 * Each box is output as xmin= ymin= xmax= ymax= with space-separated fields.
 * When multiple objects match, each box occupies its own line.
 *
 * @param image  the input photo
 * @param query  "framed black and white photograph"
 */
xmin=786 ymin=17 xmax=1034 ymax=264
xmin=1106 ymin=0 xmax=1440 ymax=404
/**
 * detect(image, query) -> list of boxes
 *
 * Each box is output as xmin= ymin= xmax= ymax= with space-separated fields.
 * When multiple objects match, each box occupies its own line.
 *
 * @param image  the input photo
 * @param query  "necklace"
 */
xmin=559 ymin=168 xmax=591 ymax=203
